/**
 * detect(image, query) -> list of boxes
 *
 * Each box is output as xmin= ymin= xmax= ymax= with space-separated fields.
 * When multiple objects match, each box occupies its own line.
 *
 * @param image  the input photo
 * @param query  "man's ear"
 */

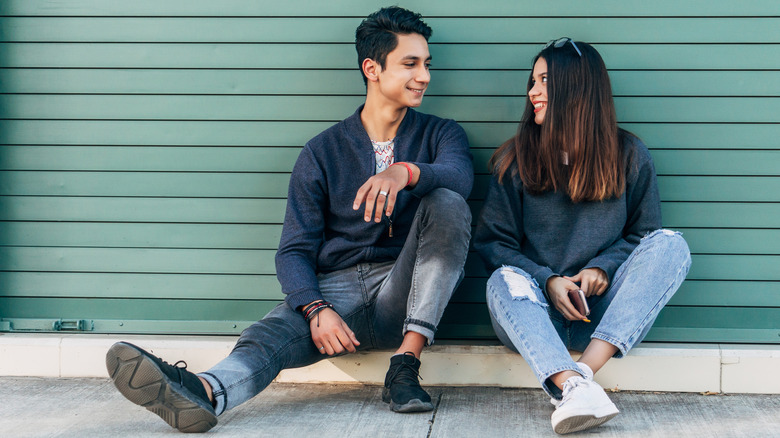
xmin=362 ymin=58 xmax=381 ymax=83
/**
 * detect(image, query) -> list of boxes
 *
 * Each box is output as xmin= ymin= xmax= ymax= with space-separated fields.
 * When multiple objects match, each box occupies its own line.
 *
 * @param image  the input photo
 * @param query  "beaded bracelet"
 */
xmin=391 ymin=162 xmax=414 ymax=187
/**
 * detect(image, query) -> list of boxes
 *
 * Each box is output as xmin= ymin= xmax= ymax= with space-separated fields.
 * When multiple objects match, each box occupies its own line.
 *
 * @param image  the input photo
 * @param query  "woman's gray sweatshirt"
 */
xmin=473 ymin=133 xmax=662 ymax=294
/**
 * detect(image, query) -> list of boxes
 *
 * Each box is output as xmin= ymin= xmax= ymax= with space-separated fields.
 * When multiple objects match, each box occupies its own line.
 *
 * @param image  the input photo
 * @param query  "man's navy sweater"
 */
xmin=276 ymin=105 xmax=474 ymax=310
xmin=473 ymin=132 xmax=662 ymax=294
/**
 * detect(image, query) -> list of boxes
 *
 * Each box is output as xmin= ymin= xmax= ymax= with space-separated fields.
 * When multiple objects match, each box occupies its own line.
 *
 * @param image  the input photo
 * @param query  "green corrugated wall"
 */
xmin=0 ymin=1 xmax=778 ymax=342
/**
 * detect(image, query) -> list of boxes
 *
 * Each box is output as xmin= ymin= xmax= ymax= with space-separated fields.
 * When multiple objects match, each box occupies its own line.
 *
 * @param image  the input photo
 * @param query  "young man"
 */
xmin=105 ymin=6 xmax=473 ymax=433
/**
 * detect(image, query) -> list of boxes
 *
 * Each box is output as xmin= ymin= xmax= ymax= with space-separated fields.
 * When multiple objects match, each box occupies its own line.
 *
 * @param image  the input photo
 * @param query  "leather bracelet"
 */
xmin=300 ymin=299 xmax=324 ymax=315
xmin=391 ymin=162 xmax=413 ymax=187
xmin=305 ymin=302 xmax=334 ymax=323
xmin=303 ymin=302 xmax=327 ymax=319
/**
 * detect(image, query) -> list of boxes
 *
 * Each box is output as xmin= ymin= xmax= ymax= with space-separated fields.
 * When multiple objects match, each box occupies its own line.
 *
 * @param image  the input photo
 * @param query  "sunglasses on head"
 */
xmin=544 ymin=37 xmax=582 ymax=57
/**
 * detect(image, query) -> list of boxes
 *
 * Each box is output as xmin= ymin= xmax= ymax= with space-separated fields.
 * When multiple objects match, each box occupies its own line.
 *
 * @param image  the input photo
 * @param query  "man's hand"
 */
xmin=309 ymin=307 xmax=360 ymax=355
xmin=564 ymin=268 xmax=609 ymax=297
xmin=546 ymin=276 xmax=587 ymax=321
xmin=352 ymin=163 xmax=419 ymax=223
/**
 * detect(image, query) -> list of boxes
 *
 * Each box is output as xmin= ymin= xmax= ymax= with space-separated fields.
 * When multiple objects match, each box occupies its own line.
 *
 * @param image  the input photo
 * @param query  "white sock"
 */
xmin=575 ymin=362 xmax=594 ymax=380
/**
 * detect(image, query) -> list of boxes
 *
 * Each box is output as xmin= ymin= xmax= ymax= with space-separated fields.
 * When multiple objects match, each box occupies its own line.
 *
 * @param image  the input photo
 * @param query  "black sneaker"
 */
xmin=381 ymin=352 xmax=434 ymax=413
xmin=105 ymin=341 xmax=217 ymax=433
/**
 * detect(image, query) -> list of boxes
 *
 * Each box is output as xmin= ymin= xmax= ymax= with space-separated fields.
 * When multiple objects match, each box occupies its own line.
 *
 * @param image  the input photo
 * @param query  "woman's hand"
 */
xmin=309 ymin=307 xmax=360 ymax=356
xmin=546 ymin=276 xmax=587 ymax=321
xmin=564 ymin=268 xmax=609 ymax=297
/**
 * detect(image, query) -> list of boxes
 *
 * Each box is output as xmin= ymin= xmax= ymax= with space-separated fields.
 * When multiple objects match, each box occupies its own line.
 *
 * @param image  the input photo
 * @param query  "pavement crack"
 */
xmin=425 ymin=391 xmax=443 ymax=438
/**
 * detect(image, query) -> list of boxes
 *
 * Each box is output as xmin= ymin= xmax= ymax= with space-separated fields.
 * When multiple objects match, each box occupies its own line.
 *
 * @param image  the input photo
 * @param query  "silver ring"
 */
xmin=379 ymin=191 xmax=388 ymax=197
xmin=318 ymin=346 xmax=325 ymax=351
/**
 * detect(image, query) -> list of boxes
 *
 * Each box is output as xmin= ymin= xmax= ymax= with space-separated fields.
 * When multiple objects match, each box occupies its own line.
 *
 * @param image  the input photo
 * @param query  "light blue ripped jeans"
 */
xmin=486 ymin=229 xmax=691 ymax=398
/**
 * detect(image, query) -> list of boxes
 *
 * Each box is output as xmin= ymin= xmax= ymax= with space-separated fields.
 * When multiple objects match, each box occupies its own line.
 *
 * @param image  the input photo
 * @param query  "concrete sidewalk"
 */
xmin=2 ymin=378 xmax=778 ymax=438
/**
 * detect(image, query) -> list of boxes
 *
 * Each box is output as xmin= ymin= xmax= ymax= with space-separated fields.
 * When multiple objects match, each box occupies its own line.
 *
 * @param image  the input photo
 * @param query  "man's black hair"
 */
xmin=355 ymin=6 xmax=433 ymax=85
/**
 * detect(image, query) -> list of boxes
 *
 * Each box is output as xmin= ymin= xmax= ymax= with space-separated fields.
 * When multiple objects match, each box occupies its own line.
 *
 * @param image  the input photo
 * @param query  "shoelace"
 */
xmin=388 ymin=363 xmax=423 ymax=386
xmin=160 ymin=359 xmax=189 ymax=384
xmin=558 ymin=377 xmax=587 ymax=408
xmin=387 ymin=355 xmax=424 ymax=387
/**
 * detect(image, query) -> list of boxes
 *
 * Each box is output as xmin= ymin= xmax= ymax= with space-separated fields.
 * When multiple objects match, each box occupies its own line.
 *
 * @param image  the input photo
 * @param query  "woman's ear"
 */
xmin=362 ymin=58 xmax=380 ymax=83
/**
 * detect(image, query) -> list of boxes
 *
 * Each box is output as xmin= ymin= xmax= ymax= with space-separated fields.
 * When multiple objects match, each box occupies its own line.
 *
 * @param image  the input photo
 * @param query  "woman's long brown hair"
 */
xmin=491 ymin=41 xmax=625 ymax=203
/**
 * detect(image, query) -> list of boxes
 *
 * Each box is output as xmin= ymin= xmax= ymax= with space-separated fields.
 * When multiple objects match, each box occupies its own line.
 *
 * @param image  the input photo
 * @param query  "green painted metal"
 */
xmin=3 ymin=198 xmax=778 ymax=229
xmin=1 ymin=248 xmax=776 ymax=283
xmin=666 ymin=281 xmax=780 ymax=307
xmin=1 ymin=172 xmax=775 ymax=202
xmin=0 ymin=222 xmax=283 ymax=248
xmin=0 ymin=146 xmax=303 ymax=172
xmin=0 ymin=171 xmax=292 ymax=197
xmin=0 ymin=318 xmax=247 ymax=335
xmin=3 ymin=69 xmax=779 ymax=97
xmin=0 ymin=297 xmax=279 ymax=321
xmin=661 ymin=203 xmax=780 ymax=228
xmin=0 ymin=247 xmax=278 ymax=274
xmin=0 ymin=223 xmax=776 ymax=255
xmin=1 ymin=120 xmax=778 ymax=150
xmin=0 ymin=2 xmax=777 ymax=343
xmin=672 ymin=229 xmax=780 ymax=255
xmin=2 ymin=95 xmax=778 ymax=123
xmin=2 ymin=147 xmax=779 ymax=177
xmin=471 ymin=175 xmax=780 ymax=202
xmin=2 ymin=17 xmax=779 ymax=43
xmin=0 ymin=272 xmax=282 ymax=299
xmin=472 ymin=149 xmax=780 ymax=176
xmin=4 ymin=0 xmax=780 ymax=17
xmin=3 ymin=271 xmax=778 ymax=309
xmin=4 ymin=43 xmax=780 ymax=70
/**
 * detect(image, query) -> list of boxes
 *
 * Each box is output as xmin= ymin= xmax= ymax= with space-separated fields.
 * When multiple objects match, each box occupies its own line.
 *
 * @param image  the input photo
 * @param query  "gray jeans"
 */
xmin=199 ymin=188 xmax=472 ymax=415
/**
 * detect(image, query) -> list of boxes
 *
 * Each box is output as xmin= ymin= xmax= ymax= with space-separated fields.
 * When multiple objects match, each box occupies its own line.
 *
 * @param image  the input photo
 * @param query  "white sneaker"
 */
xmin=550 ymin=362 xmax=594 ymax=407
xmin=551 ymin=376 xmax=619 ymax=434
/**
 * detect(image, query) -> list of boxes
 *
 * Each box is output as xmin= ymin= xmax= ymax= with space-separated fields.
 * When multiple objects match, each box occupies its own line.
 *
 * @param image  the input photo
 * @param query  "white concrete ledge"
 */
xmin=1 ymin=333 xmax=778 ymax=394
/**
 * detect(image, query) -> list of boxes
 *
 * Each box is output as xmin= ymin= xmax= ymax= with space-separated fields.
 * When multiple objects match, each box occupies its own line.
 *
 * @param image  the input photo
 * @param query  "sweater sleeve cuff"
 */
xmin=284 ymin=289 xmax=325 ymax=312
xmin=405 ymin=162 xmax=435 ymax=197
xmin=583 ymin=262 xmax=619 ymax=284
xmin=533 ymin=267 xmax=557 ymax=297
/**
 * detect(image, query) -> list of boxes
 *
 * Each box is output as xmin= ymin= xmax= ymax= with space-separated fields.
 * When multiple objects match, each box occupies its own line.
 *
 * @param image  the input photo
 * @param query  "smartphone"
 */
xmin=567 ymin=289 xmax=591 ymax=321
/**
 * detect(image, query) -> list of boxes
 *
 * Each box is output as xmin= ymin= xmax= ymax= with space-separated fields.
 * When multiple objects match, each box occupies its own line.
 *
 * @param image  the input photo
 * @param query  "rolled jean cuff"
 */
xmin=539 ymin=364 xmax=580 ymax=399
xmin=590 ymin=332 xmax=628 ymax=358
xmin=404 ymin=318 xmax=436 ymax=346
xmin=197 ymin=372 xmax=227 ymax=416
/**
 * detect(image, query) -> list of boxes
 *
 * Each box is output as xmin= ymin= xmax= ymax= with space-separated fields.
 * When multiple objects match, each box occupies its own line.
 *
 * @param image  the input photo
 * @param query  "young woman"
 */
xmin=473 ymin=38 xmax=691 ymax=435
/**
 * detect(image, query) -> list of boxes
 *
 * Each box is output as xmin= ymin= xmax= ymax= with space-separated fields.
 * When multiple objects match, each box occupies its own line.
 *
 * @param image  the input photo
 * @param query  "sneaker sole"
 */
xmin=552 ymin=409 xmax=619 ymax=434
xmin=381 ymin=388 xmax=434 ymax=413
xmin=106 ymin=342 xmax=217 ymax=433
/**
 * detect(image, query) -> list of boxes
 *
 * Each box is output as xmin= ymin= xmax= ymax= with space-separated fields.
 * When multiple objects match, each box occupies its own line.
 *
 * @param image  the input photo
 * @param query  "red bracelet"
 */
xmin=391 ymin=162 xmax=413 ymax=187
